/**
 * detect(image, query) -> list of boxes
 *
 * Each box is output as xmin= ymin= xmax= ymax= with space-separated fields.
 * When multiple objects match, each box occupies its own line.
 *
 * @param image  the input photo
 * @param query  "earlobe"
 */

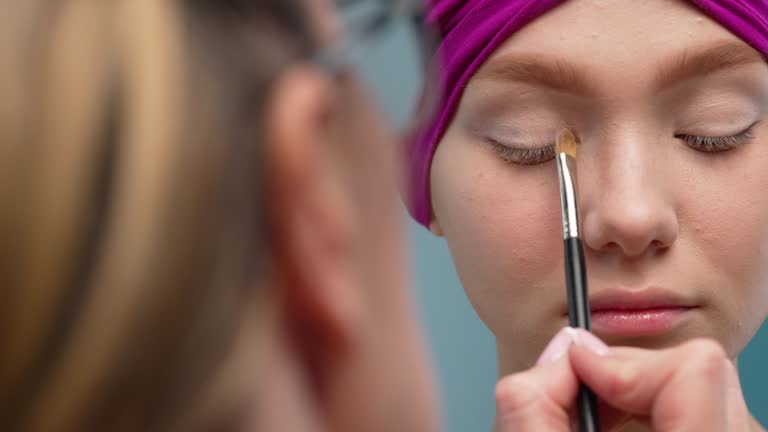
xmin=429 ymin=219 xmax=444 ymax=237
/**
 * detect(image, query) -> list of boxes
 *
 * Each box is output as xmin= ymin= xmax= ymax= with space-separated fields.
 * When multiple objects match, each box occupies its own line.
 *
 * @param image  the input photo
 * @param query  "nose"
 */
xmin=580 ymin=133 xmax=679 ymax=258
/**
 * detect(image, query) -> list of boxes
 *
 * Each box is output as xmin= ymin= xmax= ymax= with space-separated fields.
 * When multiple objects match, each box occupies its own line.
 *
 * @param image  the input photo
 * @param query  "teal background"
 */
xmin=352 ymin=11 xmax=767 ymax=431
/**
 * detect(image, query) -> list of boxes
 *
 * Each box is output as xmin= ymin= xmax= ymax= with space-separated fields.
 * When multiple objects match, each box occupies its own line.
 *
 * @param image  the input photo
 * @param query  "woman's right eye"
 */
xmin=487 ymin=139 xmax=556 ymax=165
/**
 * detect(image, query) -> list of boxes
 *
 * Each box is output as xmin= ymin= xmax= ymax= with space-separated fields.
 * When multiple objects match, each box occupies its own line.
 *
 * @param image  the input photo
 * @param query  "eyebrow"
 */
xmin=473 ymin=41 xmax=764 ymax=95
xmin=654 ymin=41 xmax=764 ymax=90
xmin=473 ymin=55 xmax=595 ymax=95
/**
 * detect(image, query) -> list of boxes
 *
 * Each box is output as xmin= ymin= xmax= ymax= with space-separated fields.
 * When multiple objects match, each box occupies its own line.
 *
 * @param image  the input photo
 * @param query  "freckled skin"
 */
xmin=429 ymin=0 xmax=768 ymax=378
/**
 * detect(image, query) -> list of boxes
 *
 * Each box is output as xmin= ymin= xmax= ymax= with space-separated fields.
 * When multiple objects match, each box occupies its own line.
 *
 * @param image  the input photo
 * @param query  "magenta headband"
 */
xmin=405 ymin=0 xmax=768 ymax=227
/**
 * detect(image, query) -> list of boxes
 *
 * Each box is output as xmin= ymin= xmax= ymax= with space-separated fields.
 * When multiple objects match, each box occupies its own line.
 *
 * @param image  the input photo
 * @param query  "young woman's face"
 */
xmin=430 ymin=0 xmax=768 ymax=372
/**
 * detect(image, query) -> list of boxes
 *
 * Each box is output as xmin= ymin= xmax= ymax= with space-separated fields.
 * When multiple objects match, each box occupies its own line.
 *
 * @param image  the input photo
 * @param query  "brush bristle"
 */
xmin=556 ymin=129 xmax=577 ymax=158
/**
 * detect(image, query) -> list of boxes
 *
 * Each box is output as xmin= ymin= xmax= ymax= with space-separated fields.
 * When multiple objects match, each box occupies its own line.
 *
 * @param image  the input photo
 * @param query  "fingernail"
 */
xmin=570 ymin=328 xmax=610 ymax=356
xmin=537 ymin=327 xmax=577 ymax=365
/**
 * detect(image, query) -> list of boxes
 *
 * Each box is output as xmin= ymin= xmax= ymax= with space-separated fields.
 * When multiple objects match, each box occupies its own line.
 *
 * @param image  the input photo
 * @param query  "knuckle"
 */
xmin=603 ymin=361 xmax=641 ymax=400
xmin=682 ymin=338 xmax=727 ymax=379
xmin=494 ymin=373 xmax=542 ymax=416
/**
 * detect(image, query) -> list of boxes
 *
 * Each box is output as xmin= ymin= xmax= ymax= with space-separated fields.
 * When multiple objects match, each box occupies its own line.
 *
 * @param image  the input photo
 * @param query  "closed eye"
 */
xmin=676 ymin=122 xmax=759 ymax=153
xmin=488 ymin=139 xmax=556 ymax=165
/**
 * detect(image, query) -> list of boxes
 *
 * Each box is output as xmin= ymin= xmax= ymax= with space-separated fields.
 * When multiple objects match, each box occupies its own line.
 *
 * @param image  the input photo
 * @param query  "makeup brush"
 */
xmin=555 ymin=129 xmax=600 ymax=432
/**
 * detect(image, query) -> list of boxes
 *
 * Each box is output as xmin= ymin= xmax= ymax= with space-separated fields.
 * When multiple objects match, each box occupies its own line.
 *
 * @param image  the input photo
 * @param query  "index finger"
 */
xmin=495 ymin=328 xmax=631 ymax=432
xmin=570 ymin=338 xmax=729 ymax=432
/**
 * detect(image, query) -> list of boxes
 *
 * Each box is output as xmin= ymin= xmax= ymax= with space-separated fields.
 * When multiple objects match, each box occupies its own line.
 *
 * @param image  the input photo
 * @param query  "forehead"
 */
xmin=484 ymin=0 xmax=745 ymax=79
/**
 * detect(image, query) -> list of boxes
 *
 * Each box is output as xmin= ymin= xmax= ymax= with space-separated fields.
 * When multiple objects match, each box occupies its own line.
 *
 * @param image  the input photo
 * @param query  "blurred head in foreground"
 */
xmin=0 ymin=1 xmax=438 ymax=431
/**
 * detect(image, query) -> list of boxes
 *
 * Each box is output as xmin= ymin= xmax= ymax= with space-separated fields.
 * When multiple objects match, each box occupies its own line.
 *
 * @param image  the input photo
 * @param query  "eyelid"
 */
xmin=676 ymin=121 xmax=760 ymax=153
xmin=487 ymin=138 xmax=556 ymax=165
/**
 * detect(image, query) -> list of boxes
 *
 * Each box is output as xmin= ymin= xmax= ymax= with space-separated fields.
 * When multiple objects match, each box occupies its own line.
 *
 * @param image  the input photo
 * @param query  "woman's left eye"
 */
xmin=676 ymin=122 xmax=759 ymax=153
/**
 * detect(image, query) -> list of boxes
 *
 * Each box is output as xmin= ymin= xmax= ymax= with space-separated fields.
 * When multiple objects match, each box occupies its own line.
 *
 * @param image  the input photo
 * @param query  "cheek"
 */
xmin=430 ymin=137 xmax=565 ymax=336
xmin=679 ymin=142 xmax=768 ymax=349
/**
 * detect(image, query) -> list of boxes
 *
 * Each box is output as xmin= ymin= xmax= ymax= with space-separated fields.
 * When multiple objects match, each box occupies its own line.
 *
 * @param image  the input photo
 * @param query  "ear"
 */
xmin=429 ymin=219 xmax=444 ymax=237
xmin=265 ymin=65 xmax=363 ymax=376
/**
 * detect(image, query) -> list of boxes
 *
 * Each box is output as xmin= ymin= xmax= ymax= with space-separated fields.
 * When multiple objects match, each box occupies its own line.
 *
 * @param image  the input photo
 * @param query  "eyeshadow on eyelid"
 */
xmin=471 ymin=127 xmax=552 ymax=148
xmin=677 ymin=109 xmax=758 ymax=133
xmin=465 ymin=114 xmax=562 ymax=135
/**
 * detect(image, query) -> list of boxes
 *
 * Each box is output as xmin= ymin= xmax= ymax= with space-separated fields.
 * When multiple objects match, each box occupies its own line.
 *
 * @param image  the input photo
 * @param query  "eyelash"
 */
xmin=489 ymin=122 xmax=760 ymax=165
xmin=676 ymin=122 xmax=759 ymax=153
xmin=488 ymin=140 xmax=556 ymax=165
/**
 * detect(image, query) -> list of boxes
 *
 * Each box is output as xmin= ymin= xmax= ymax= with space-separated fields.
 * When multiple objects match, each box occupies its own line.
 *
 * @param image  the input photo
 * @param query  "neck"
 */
xmin=496 ymin=339 xmax=541 ymax=377
xmin=751 ymin=416 xmax=767 ymax=432
xmin=245 ymin=318 xmax=324 ymax=432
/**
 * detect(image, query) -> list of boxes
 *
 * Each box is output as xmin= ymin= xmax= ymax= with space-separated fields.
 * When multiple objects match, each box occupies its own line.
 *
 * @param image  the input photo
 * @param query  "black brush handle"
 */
xmin=564 ymin=237 xmax=600 ymax=432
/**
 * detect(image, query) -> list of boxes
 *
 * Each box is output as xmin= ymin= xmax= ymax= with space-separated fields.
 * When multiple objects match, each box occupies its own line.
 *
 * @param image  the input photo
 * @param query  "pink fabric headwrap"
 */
xmin=406 ymin=0 xmax=768 ymax=227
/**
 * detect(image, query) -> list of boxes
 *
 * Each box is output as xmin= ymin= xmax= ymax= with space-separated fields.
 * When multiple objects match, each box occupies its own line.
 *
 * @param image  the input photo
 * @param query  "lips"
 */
xmin=589 ymin=307 xmax=694 ymax=336
xmin=566 ymin=287 xmax=699 ymax=337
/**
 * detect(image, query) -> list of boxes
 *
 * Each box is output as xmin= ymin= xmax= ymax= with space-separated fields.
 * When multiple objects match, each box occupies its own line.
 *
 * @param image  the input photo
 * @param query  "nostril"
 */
xmin=581 ymin=198 xmax=679 ymax=257
xmin=600 ymin=241 xmax=621 ymax=253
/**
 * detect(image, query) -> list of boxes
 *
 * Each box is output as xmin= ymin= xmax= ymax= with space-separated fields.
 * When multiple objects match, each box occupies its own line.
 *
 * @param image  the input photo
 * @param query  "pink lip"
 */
xmin=566 ymin=287 xmax=699 ymax=337
xmin=590 ymin=307 xmax=693 ymax=336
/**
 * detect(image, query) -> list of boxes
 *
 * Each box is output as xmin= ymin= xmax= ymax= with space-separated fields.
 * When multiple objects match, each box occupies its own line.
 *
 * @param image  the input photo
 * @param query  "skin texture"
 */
xmin=429 ymin=0 xmax=767 ymax=429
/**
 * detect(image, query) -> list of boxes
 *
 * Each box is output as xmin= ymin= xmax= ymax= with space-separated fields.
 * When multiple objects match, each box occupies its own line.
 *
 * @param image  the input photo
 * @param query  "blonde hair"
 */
xmin=0 ymin=1 xmax=311 ymax=431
